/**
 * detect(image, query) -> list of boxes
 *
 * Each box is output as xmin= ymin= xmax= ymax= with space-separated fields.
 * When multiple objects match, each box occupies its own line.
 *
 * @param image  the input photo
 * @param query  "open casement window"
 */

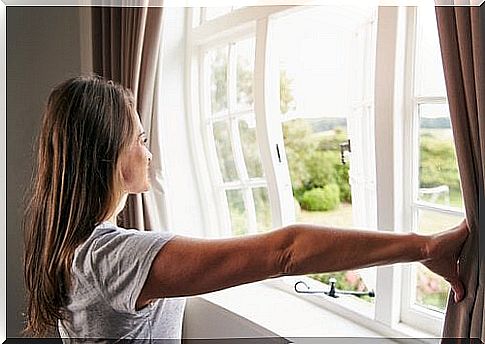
xmin=269 ymin=6 xmax=379 ymax=302
xmin=187 ymin=4 xmax=463 ymax=336
xmin=201 ymin=37 xmax=273 ymax=236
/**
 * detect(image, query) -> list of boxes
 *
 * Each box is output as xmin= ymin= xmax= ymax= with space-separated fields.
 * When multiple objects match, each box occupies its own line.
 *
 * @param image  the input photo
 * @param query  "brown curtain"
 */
xmin=91 ymin=2 xmax=168 ymax=231
xmin=435 ymin=5 xmax=484 ymax=342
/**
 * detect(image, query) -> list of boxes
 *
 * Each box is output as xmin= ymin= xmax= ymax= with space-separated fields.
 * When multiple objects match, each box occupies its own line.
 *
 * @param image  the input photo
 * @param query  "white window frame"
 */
xmin=184 ymin=5 xmax=458 ymax=337
xmin=397 ymin=6 xmax=465 ymax=335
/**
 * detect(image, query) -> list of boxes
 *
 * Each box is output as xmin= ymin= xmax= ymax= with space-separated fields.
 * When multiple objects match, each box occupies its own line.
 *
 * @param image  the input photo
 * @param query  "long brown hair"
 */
xmin=23 ymin=75 xmax=138 ymax=336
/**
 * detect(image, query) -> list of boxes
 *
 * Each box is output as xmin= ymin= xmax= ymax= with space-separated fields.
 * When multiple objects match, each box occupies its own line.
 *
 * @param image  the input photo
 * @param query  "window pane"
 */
xmin=213 ymin=120 xmax=238 ymax=182
xmin=226 ymin=189 xmax=248 ymax=236
xmin=414 ymin=209 xmax=462 ymax=311
xmin=236 ymin=38 xmax=255 ymax=111
xmin=418 ymin=103 xmax=463 ymax=208
xmin=208 ymin=46 xmax=228 ymax=115
xmin=252 ymin=187 xmax=272 ymax=232
xmin=204 ymin=7 xmax=232 ymax=21
xmin=238 ymin=116 xmax=264 ymax=178
xmin=273 ymin=6 xmax=376 ymax=117
xmin=415 ymin=6 xmax=447 ymax=97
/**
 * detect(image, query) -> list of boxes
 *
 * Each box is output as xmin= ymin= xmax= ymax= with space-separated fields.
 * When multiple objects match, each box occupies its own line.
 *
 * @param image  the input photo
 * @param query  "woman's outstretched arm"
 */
xmin=136 ymin=220 xmax=468 ymax=309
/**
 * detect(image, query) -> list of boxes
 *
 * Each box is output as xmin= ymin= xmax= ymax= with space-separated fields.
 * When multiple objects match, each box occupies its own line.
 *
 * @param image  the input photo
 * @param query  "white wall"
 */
xmin=7 ymin=7 xmax=82 ymax=336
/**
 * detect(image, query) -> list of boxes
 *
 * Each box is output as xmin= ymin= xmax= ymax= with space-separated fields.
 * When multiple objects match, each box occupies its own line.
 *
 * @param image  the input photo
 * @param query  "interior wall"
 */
xmin=1 ymin=2 xmax=7 ymax=342
xmin=7 ymin=6 xmax=205 ymax=337
xmin=7 ymin=6 xmax=82 ymax=336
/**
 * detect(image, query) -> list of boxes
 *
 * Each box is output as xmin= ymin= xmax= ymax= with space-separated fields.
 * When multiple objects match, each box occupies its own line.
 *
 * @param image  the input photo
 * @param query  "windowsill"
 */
xmin=197 ymin=277 xmax=441 ymax=343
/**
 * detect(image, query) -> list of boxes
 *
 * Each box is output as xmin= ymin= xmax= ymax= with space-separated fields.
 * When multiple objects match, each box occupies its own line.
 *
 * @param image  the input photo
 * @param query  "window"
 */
xmin=271 ymin=6 xmax=378 ymax=303
xmin=399 ymin=5 xmax=464 ymax=333
xmin=202 ymin=37 xmax=272 ymax=236
xmin=186 ymin=5 xmax=462 ymax=336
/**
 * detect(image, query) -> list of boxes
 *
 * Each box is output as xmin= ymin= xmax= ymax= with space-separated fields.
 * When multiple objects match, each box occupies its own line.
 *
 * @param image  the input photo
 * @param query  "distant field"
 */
xmin=420 ymin=128 xmax=455 ymax=141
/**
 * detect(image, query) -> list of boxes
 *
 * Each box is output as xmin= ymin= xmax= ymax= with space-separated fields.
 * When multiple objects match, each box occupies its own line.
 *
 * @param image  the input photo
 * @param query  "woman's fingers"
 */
xmin=422 ymin=219 xmax=469 ymax=303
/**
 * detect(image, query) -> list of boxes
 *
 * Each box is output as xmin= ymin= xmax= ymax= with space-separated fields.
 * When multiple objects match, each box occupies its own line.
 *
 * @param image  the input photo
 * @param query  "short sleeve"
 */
xmin=88 ymin=227 xmax=175 ymax=314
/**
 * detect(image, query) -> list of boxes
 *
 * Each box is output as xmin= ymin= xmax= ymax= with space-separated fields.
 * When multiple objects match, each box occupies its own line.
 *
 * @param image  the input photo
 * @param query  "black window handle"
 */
xmin=294 ymin=278 xmax=375 ymax=299
xmin=340 ymin=139 xmax=351 ymax=165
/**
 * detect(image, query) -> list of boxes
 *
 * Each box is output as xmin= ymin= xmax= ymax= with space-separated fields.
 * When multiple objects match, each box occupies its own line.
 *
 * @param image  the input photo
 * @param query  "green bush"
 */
xmin=300 ymin=185 xmax=340 ymax=211
xmin=305 ymin=150 xmax=340 ymax=189
xmin=335 ymin=163 xmax=351 ymax=203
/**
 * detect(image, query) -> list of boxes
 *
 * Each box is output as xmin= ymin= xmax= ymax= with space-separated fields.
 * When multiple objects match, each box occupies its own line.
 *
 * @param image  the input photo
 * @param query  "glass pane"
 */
xmin=417 ymin=208 xmax=462 ymax=236
xmin=205 ymin=7 xmax=232 ymax=21
xmin=236 ymin=38 xmax=255 ymax=111
xmin=418 ymin=103 xmax=463 ymax=208
xmin=226 ymin=189 xmax=248 ymax=236
xmin=238 ymin=116 xmax=263 ymax=178
xmin=414 ymin=209 xmax=462 ymax=311
xmin=208 ymin=46 xmax=228 ymax=115
xmin=415 ymin=5 xmax=447 ymax=97
xmin=273 ymin=6 xmax=376 ymax=117
xmin=252 ymin=187 xmax=272 ymax=232
xmin=213 ymin=120 xmax=238 ymax=182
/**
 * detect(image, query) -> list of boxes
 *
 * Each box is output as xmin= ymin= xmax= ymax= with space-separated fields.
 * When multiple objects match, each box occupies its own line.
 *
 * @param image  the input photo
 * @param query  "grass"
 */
xmin=296 ymin=202 xmax=353 ymax=228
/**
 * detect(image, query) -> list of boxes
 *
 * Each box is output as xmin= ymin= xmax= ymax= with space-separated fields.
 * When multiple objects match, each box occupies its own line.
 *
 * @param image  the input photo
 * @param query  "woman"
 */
xmin=24 ymin=75 xmax=468 ymax=340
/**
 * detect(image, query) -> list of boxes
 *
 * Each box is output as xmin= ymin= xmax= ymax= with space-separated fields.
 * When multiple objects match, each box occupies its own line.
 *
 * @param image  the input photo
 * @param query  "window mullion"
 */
xmin=254 ymin=17 xmax=295 ymax=229
xmin=373 ymin=6 xmax=401 ymax=328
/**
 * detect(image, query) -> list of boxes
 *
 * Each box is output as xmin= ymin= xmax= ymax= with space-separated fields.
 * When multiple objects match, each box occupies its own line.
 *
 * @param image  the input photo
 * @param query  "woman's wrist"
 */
xmin=410 ymin=231 xmax=432 ymax=262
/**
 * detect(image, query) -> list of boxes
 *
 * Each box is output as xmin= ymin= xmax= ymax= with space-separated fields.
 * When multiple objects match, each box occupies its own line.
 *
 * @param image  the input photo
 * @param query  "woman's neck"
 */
xmin=105 ymin=193 xmax=128 ymax=225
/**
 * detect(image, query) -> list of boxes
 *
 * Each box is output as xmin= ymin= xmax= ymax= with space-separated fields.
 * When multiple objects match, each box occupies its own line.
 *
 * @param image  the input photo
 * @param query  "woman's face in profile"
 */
xmin=119 ymin=115 xmax=153 ymax=194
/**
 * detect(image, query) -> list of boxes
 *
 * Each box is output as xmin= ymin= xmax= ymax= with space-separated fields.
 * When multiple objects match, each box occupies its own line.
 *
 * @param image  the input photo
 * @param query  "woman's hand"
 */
xmin=421 ymin=219 xmax=469 ymax=303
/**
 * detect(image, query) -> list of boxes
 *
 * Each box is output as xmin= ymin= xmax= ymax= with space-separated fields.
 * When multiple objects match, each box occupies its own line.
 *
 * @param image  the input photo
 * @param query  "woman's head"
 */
xmin=23 ymin=75 xmax=144 ymax=336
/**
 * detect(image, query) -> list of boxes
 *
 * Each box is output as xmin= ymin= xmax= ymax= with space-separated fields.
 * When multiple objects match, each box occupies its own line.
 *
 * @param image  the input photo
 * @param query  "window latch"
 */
xmin=340 ymin=139 xmax=351 ymax=165
xmin=294 ymin=278 xmax=375 ymax=299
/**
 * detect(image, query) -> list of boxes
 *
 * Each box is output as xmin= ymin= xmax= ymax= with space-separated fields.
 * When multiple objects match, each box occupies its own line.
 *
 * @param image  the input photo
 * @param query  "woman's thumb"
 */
xmin=451 ymin=278 xmax=465 ymax=303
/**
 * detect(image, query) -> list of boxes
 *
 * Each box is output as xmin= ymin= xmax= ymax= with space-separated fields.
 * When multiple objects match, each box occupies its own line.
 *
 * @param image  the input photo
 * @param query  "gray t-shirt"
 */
xmin=58 ymin=221 xmax=186 ymax=342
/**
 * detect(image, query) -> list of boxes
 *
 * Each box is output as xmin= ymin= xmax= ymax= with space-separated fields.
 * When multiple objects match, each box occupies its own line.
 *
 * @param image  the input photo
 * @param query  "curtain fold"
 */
xmin=91 ymin=1 xmax=168 ymax=231
xmin=435 ymin=5 xmax=484 ymax=342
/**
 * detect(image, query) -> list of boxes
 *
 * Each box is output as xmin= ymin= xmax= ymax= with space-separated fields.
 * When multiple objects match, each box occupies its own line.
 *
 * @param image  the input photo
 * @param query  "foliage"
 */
xmin=283 ymin=120 xmax=351 ymax=205
xmin=416 ymin=266 xmax=449 ymax=310
xmin=283 ymin=120 xmax=316 ymax=190
xmin=210 ymin=48 xmax=228 ymax=113
xmin=280 ymin=70 xmax=296 ymax=114
xmin=335 ymin=163 xmax=351 ymax=203
xmin=300 ymin=185 xmax=340 ymax=211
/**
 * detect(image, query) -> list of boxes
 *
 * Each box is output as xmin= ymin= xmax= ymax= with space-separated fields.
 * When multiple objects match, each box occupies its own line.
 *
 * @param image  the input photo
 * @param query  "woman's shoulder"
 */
xmin=74 ymin=222 xmax=175 ymax=269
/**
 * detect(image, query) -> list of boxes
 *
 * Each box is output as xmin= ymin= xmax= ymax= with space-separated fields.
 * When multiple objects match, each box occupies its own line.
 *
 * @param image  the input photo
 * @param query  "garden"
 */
xmin=282 ymin=117 xmax=462 ymax=310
